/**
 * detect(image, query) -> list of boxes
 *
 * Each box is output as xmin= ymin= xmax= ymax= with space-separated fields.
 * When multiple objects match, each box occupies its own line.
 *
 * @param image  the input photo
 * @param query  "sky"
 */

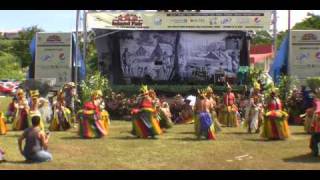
xmin=0 ymin=10 xmax=319 ymax=33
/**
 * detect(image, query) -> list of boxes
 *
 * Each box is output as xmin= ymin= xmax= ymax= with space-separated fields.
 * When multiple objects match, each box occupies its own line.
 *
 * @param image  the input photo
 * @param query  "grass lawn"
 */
xmin=0 ymin=97 xmax=319 ymax=170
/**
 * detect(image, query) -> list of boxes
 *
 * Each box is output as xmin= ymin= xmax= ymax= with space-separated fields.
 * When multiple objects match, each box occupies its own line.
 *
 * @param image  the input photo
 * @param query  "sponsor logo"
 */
xmin=46 ymin=35 xmax=62 ymax=42
xmin=59 ymin=53 xmax=65 ymax=61
xmin=112 ymin=14 xmax=143 ymax=27
xmin=302 ymin=33 xmax=317 ymax=41
xmin=40 ymin=54 xmax=53 ymax=61
xmin=154 ymin=17 xmax=162 ymax=25
xmin=221 ymin=17 xmax=232 ymax=25
xmin=316 ymin=52 xmax=320 ymax=60
xmin=254 ymin=17 xmax=261 ymax=23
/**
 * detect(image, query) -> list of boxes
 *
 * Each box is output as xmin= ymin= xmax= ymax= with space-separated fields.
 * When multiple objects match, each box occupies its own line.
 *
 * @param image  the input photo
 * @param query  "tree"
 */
xmin=293 ymin=14 xmax=320 ymax=30
xmin=12 ymin=26 xmax=44 ymax=68
xmin=251 ymin=30 xmax=273 ymax=45
xmin=0 ymin=51 xmax=25 ymax=80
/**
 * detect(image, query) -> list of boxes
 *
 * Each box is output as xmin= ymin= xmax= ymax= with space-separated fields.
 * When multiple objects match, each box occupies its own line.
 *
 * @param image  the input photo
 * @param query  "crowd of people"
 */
xmin=1 ymin=79 xmax=320 ymax=164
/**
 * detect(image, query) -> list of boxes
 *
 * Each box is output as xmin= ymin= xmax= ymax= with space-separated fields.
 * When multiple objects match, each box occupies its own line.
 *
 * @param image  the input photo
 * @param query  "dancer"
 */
xmin=0 ymin=112 xmax=7 ymax=135
xmin=287 ymin=88 xmax=304 ymax=124
xmin=131 ymin=85 xmax=162 ymax=138
xmin=28 ymin=90 xmax=46 ymax=131
xmin=175 ymin=99 xmax=194 ymax=124
xmin=78 ymin=90 xmax=110 ymax=138
xmin=194 ymin=88 xmax=216 ymax=140
xmin=219 ymin=83 xmax=239 ymax=127
xmin=206 ymin=86 xmax=222 ymax=133
xmin=63 ymin=82 xmax=79 ymax=124
xmin=244 ymin=82 xmax=264 ymax=133
xmin=170 ymin=94 xmax=184 ymax=122
xmin=12 ymin=89 xmax=30 ymax=131
xmin=49 ymin=90 xmax=72 ymax=131
xmin=261 ymin=87 xmax=290 ymax=140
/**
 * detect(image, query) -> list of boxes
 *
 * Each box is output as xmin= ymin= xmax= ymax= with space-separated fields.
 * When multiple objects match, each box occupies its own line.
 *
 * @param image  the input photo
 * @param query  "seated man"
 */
xmin=18 ymin=116 xmax=52 ymax=163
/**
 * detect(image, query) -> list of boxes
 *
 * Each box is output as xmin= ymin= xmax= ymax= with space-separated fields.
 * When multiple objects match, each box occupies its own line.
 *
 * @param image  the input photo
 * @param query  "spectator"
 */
xmin=18 ymin=116 xmax=52 ymax=163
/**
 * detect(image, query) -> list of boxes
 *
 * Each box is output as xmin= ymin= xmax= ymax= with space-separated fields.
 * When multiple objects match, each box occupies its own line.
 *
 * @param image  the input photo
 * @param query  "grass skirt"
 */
xmin=131 ymin=108 xmax=162 ymax=138
xmin=261 ymin=110 xmax=290 ymax=140
xmin=194 ymin=112 xmax=216 ymax=140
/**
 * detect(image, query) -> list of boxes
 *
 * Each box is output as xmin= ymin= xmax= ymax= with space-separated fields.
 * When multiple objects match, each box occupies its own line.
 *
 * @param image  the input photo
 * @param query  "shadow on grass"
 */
xmin=283 ymin=153 xmax=320 ymax=163
xmin=178 ymin=132 xmax=195 ymax=135
xmin=244 ymin=138 xmax=273 ymax=142
xmin=59 ymin=136 xmax=82 ymax=140
xmin=169 ymin=137 xmax=208 ymax=141
xmin=111 ymin=136 xmax=139 ymax=140
xmin=2 ymin=160 xmax=28 ymax=165
xmin=291 ymin=132 xmax=308 ymax=135
xmin=224 ymin=132 xmax=251 ymax=135
xmin=4 ymin=134 xmax=21 ymax=138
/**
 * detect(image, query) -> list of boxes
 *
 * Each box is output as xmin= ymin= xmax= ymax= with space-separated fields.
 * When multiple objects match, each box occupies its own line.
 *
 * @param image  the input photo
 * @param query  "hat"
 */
xmin=65 ymin=82 xmax=76 ymax=88
xmin=91 ymin=90 xmax=103 ymax=99
xmin=197 ymin=88 xmax=207 ymax=98
xmin=30 ymin=90 xmax=40 ymax=98
xmin=16 ymin=89 xmax=25 ymax=96
xmin=226 ymin=82 xmax=232 ymax=89
xmin=253 ymin=81 xmax=261 ymax=90
xmin=140 ymin=84 xmax=149 ymax=94
xmin=206 ymin=86 xmax=213 ymax=93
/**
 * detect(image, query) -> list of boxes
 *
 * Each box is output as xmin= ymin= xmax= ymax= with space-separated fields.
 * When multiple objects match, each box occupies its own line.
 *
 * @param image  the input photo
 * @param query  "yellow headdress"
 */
xmin=253 ymin=81 xmax=261 ymax=90
xmin=226 ymin=82 xmax=232 ymax=90
xmin=206 ymin=86 xmax=213 ymax=94
xmin=91 ymin=90 xmax=103 ymax=99
xmin=16 ymin=89 xmax=25 ymax=96
xmin=198 ymin=88 xmax=207 ymax=98
xmin=140 ymin=84 xmax=149 ymax=94
xmin=30 ymin=90 xmax=40 ymax=98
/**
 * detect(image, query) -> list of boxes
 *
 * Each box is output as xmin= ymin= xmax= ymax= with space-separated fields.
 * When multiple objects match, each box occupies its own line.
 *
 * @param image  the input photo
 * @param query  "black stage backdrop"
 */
xmin=94 ymin=29 xmax=249 ymax=84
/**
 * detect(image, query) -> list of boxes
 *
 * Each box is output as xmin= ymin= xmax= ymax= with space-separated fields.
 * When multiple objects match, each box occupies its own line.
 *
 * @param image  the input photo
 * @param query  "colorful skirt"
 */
xmin=12 ymin=108 xmax=29 ymax=131
xmin=0 ymin=112 xmax=7 ymax=135
xmin=219 ymin=105 xmax=238 ymax=127
xmin=158 ymin=109 xmax=173 ymax=129
xmin=28 ymin=111 xmax=45 ymax=131
xmin=49 ymin=107 xmax=72 ymax=131
xmin=78 ymin=110 xmax=109 ymax=139
xmin=211 ymin=110 xmax=222 ymax=133
xmin=131 ymin=108 xmax=162 ymax=138
xmin=194 ymin=112 xmax=216 ymax=140
xmin=261 ymin=110 xmax=290 ymax=140
xmin=244 ymin=107 xmax=263 ymax=133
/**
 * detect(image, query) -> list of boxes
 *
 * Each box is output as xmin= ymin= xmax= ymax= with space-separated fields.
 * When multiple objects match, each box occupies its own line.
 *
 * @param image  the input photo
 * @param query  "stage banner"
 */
xmin=35 ymin=32 xmax=72 ymax=89
xmin=119 ymin=31 xmax=177 ymax=80
xmin=289 ymin=30 xmax=320 ymax=84
xmin=87 ymin=10 xmax=272 ymax=31
xmin=178 ymin=32 xmax=242 ymax=80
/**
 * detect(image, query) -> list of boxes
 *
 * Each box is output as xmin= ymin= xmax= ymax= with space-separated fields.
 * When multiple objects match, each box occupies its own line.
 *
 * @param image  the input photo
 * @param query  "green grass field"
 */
xmin=0 ymin=97 xmax=319 ymax=170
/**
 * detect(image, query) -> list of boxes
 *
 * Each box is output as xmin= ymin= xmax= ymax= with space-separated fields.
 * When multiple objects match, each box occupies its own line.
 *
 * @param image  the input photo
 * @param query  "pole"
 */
xmin=83 ymin=10 xmax=87 ymax=64
xmin=273 ymin=10 xmax=277 ymax=57
xmin=75 ymin=10 xmax=79 ymax=85
xmin=287 ymin=10 xmax=291 ymax=75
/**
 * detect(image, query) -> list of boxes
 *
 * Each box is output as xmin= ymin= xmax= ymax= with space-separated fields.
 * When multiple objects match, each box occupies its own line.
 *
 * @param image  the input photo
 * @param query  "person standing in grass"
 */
xmin=206 ymin=86 xmax=222 ymax=133
xmin=78 ymin=90 xmax=110 ymax=138
xmin=243 ymin=82 xmax=264 ymax=134
xmin=28 ymin=90 xmax=46 ymax=131
xmin=49 ymin=90 xmax=72 ymax=131
xmin=12 ymin=89 xmax=30 ymax=131
xmin=194 ymin=88 xmax=216 ymax=140
xmin=261 ymin=87 xmax=290 ymax=140
xmin=18 ymin=116 xmax=52 ymax=163
xmin=131 ymin=85 xmax=162 ymax=139
xmin=0 ymin=112 xmax=7 ymax=135
xmin=219 ymin=83 xmax=238 ymax=127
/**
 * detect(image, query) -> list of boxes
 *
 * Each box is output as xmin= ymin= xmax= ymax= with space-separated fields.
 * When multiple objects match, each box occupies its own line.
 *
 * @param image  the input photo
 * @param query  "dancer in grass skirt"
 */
xmin=27 ymin=90 xmax=46 ymax=131
xmin=0 ymin=112 xmax=7 ymax=135
xmin=219 ymin=83 xmax=238 ymax=127
xmin=194 ymin=88 xmax=216 ymax=140
xmin=175 ymin=99 xmax=194 ymax=124
xmin=12 ymin=89 xmax=30 ymax=131
xmin=131 ymin=85 xmax=162 ymax=138
xmin=78 ymin=90 xmax=110 ymax=138
xmin=49 ymin=90 xmax=72 ymax=131
xmin=206 ymin=86 xmax=222 ymax=133
xmin=261 ymin=87 xmax=290 ymax=140
xmin=149 ymin=89 xmax=172 ymax=130
xmin=244 ymin=82 xmax=264 ymax=133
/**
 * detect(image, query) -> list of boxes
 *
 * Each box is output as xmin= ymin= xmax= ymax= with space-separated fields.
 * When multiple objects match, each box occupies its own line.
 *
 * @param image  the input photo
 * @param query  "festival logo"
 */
xmin=46 ymin=35 xmax=62 ymax=43
xmin=59 ymin=53 xmax=65 ymax=61
xmin=112 ymin=14 xmax=143 ymax=27
xmin=301 ymin=33 xmax=317 ymax=41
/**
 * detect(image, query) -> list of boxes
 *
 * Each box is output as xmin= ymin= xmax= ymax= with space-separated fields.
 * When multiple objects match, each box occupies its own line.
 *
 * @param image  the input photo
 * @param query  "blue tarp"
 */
xmin=28 ymin=33 xmax=86 ymax=83
xmin=269 ymin=35 xmax=289 ymax=84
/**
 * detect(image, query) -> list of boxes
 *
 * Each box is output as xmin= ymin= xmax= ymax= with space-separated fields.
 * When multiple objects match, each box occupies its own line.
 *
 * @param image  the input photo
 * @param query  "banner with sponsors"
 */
xmin=88 ymin=11 xmax=272 ymax=31
xmin=289 ymin=30 xmax=320 ymax=84
xmin=35 ymin=33 xmax=72 ymax=89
